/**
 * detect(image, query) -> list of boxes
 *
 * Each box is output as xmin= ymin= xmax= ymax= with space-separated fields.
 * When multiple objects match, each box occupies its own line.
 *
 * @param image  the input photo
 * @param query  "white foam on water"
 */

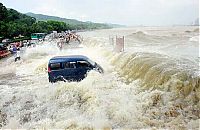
xmin=190 ymin=35 xmax=199 ymax=42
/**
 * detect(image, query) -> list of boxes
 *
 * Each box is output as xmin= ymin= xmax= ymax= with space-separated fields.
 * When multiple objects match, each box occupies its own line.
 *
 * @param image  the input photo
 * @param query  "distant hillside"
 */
xmin=26 ymin=12 xmax=123 ymax=29
xmin=26 ymin=12 xmax=83 ymax=25
xmin=1 ymin=1 xmax=124 ymax=41
xmin=1 ymin=2 xmax=114 ymax=40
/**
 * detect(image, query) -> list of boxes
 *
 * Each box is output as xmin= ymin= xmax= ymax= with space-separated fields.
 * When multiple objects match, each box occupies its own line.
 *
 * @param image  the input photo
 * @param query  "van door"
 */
xmin=76 ymin=60 xmax=92 ymax=79
xmin=63 ymin=61 xmax=78 ymax=80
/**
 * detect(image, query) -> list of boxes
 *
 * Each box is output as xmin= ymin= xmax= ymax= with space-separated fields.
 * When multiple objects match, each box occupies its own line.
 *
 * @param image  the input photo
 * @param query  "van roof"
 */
xmin=49 ymin=55 xmax=89 ymax=63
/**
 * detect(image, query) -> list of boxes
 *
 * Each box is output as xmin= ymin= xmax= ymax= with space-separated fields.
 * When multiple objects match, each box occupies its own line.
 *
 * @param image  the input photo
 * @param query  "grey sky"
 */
xmin=1 ymin=0 xmax=199 ymax=26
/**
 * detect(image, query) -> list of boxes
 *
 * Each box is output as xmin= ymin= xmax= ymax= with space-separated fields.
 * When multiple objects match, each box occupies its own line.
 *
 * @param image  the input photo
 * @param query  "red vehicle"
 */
xmin=0 ymin=43 xmax=11 ymax=58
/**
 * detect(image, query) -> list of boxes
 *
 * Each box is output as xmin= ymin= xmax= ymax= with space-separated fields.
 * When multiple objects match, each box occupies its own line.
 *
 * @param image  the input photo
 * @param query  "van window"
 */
xmin=50 ymin=63 xmax=61 ymax=70
xmin=77 ymin=61 xmax=90 ymax=68
xmin=64 ymin=62 xmax=76 ymax=68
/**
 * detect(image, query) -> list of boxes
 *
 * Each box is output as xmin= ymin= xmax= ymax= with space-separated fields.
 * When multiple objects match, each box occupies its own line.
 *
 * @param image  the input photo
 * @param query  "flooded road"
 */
xmin=0 ymin=26 xmax=199 ymax=129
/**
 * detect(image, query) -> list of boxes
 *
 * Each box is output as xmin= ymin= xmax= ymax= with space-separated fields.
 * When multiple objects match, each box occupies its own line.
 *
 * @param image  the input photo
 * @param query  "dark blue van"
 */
xmin=48 ymin=55 xmax=103 ymax=82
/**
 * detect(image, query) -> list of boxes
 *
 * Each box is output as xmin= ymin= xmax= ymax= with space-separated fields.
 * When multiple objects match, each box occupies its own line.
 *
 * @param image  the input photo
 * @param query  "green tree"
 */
xmin=0 ymin=3 xmax=7 ymax=20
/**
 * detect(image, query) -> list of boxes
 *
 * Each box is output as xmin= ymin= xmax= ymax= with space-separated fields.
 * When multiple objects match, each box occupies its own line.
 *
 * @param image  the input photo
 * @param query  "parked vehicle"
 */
xmin=31 ymin=33 xmax=46 ymax=40
xmin=2 ymin=39 xmax=11 ymax=44
xmin=48 ymin=55 xmax=104 ymax=82
xmin=0 ymin=43 xmax=11 ymax=58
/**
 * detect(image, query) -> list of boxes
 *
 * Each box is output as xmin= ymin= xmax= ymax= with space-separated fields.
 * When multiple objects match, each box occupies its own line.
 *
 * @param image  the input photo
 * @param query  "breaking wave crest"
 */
xmin=106 ymin=51 xmax=199 ymax=98
xmin=83 ymin=35 xmax=199 ymax=101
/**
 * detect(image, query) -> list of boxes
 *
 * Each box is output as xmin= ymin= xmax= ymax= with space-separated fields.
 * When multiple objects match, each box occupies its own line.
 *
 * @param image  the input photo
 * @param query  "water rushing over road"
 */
xmin=0 ymin=26 xmax=199 ymax=129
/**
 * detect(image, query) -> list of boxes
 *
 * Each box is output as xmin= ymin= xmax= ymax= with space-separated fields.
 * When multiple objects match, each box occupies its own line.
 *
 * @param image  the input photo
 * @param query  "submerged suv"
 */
xmin=48 ymin=55 xmax=103 ymax=82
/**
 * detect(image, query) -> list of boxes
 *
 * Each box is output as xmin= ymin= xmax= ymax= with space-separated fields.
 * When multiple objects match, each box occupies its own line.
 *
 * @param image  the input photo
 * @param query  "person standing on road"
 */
xmin=15 ymin=48 xmax=21 ymax=62
xmin=13 ymin=45 xmax=17 ymax=53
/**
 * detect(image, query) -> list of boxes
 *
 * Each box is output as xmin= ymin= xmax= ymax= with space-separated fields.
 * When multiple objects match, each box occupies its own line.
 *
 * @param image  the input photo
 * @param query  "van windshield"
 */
xmin=87 ymin=59 xmax=95 ymax=66
xmin=77 ymin=61 xmax=90 ymax=68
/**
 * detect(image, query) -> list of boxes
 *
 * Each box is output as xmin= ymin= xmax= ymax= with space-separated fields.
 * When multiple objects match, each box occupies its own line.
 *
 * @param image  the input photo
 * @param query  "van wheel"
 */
xmin=49 ymin=78 xmax=53 ymax=83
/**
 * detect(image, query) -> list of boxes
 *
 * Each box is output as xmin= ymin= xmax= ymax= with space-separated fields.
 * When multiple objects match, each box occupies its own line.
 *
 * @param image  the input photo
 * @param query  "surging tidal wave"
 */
xmin=0 ymin=26 xmax=199 ymax=129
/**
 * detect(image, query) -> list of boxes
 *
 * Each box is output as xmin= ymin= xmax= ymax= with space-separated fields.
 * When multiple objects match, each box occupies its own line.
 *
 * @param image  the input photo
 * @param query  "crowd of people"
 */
xmin=1 ymin=31 xmax=82 ymax=61
xmin=56 ymin=31 xmax=82 ymax=50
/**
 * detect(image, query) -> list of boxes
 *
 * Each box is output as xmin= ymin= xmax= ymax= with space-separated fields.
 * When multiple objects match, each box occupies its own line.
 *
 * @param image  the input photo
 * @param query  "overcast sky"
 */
xmin=1 ymin=0 xmax=199 ymax=26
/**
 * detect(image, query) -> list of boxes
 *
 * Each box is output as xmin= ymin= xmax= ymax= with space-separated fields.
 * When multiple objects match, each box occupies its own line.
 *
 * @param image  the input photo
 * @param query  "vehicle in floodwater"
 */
xmin=48 ymin=55 xmax=104 ymax=82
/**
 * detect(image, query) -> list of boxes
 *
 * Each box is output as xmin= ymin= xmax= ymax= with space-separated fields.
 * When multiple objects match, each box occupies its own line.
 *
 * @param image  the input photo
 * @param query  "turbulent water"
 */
xmin=0 ymin=26 xmax=199 ymax=129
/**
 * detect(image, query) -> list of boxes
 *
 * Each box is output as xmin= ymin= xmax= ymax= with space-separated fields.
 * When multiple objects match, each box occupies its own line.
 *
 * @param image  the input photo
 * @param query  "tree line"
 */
xmin=0 ymin=3 xmax=110 ymax=40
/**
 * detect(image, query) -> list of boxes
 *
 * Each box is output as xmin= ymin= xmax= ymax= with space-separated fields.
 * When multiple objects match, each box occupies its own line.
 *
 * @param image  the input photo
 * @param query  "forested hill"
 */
xmin=26 ymin=12 xmax=117 ymax=29
xmin=0 ymin=3 xmax=36 ymax=39
xmin=26 ymin=12 xmax=85 ymax=25
xmin=0 ymin=2 xmax=118 ymax=40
